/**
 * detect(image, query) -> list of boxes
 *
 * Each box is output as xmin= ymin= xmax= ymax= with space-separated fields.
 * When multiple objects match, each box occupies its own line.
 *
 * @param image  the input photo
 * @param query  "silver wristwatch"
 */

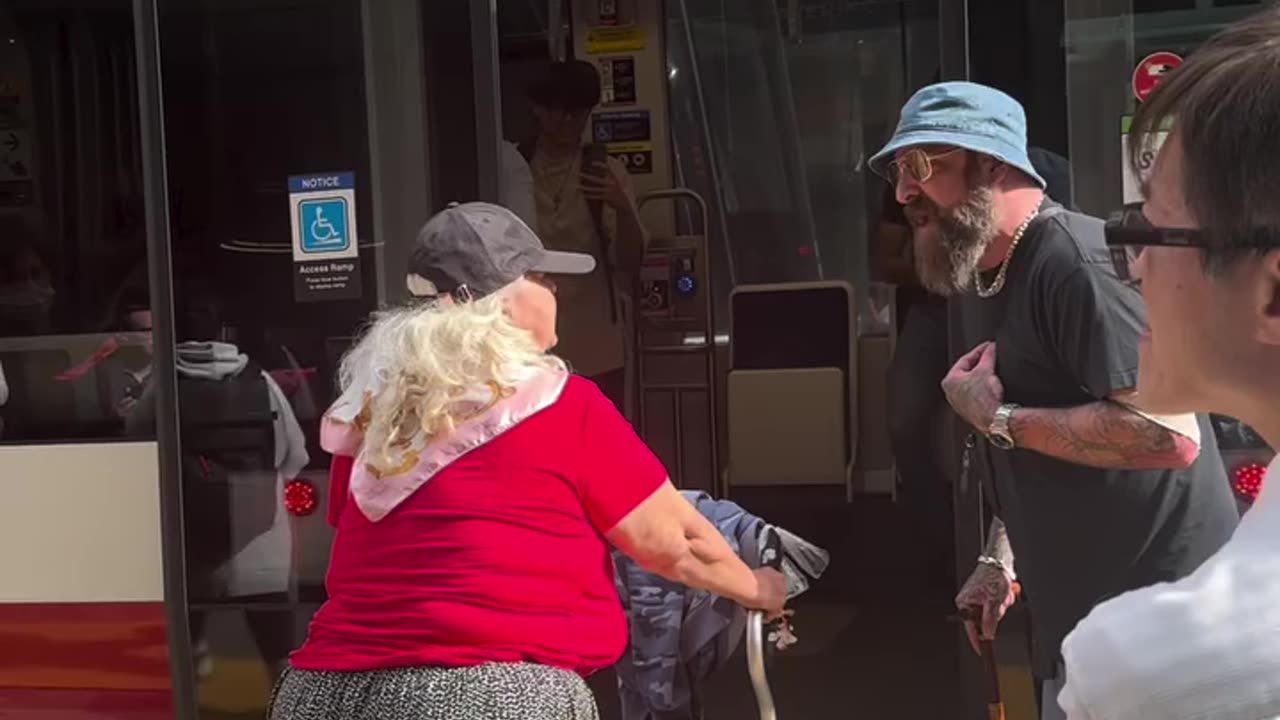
xmin=987 ymin=403 xmax=1020 ymax=450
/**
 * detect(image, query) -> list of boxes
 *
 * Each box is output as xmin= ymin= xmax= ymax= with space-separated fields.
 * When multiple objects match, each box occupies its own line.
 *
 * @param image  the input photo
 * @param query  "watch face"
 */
xmin=989 ymin=433 xmax=1015 ymax=450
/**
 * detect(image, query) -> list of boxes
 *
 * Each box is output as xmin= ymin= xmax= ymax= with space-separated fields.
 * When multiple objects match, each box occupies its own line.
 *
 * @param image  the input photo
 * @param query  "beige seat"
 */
xmin=722 ymin=280 xmax=857 ymax=499
xmin=726 ymin=367 xmax=848 ymax=491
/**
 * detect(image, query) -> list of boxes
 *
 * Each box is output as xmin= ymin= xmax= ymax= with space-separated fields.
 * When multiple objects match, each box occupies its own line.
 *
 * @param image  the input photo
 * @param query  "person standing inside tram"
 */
xmin=511 ymin=60 xmax=648 ymax=410
xmin=1056 ymin=8 xmax=1280 ymax=718
xmin=271 ymin=203 xmax=785 ymax=720
xmin=881 ymin=145 xmax=1073 ymax=601
xmin=869 ymin=82 xmax=1239 ymax=720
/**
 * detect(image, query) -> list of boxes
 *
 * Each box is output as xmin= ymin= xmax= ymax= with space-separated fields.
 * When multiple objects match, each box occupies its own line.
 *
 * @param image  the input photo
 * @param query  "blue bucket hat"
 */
xmin=870 ymin=82 xmax=1046 ymax=189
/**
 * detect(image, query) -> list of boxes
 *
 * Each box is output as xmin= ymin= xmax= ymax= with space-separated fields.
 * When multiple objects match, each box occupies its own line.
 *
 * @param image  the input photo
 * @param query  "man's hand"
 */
xmin=942 ymin=341 xmax=1004 ymax=431
xmin=955 ymin=562 xmax=1017 ymax=655
xmin=581 ymin=159 xmax=632 ymax=212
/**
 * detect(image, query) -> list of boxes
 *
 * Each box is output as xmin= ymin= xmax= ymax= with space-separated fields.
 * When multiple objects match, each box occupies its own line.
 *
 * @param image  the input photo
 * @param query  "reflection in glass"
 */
xmin=157 ymin=0 xmax=385 ymax=716
xmin=1064 ymin=0 xmax=1266 ymax=216
xmin=191 ymin=607 xmax=319 ymax=720
xmin=664 ymin=1 xmax=913 ymax=334
xmin=1 ymin=2 xmax=153 ymax=443
xmin=0 ymin=331 xmax=154 ymax=440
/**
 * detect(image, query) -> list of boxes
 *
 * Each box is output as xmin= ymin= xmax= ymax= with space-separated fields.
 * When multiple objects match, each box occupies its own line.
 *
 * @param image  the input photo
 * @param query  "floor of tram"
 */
xmin=197 ymin=491 xmax=1038 ymax=720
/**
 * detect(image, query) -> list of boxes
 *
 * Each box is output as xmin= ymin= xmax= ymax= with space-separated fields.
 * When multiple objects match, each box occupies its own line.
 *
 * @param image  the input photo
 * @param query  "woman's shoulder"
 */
xmin=539 ymin=374 xmax=623 ymax=427
xmin=560 ymin=374 xmax=610 ymax=407
xmin=511 ymin=374 xmax=614 ymax=447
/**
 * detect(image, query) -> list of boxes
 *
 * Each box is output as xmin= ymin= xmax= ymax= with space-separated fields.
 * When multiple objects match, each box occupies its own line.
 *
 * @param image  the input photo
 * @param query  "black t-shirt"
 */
xmin=949 ymin=201 xmax=1240 ymax=676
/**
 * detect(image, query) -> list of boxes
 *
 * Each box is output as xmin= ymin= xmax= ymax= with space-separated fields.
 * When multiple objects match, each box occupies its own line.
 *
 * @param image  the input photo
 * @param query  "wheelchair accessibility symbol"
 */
xmin=298 ymin=197 xmax=350 ymax=253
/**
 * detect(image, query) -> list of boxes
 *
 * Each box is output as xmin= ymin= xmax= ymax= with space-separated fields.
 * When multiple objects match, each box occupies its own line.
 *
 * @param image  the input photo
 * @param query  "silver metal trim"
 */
xmin=218 ymin=241 xmax=384 ymax=255
xmin=470 ymin=0 xmax=503 ymax=203
xmin=132 ymin=0 xmax=196 ymax=714
xmin=747 ymin=611 xmax=778 ymax=720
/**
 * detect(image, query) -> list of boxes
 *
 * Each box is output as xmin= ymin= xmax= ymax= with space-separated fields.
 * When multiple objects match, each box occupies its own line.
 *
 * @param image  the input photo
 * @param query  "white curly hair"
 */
xmin=338 ymin=281 xmax=565 ymax=471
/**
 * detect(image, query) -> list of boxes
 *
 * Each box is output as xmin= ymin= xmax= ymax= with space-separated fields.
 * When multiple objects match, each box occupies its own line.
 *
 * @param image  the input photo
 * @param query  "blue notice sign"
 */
xmin=288 ymin=172 xmax=355 ymax=194
xmin=298 ymin=197 xmax=350 ymax=253
xmin=591 ymin=110 xmax=651 ymax=144
xmin=288 ymin=171 xmax=361 ymax=302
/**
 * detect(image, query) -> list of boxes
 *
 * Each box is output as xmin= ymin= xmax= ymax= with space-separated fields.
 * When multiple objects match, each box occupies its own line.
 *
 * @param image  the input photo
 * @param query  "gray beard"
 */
xmin=911 ymin=185 xmax=999 ymax=296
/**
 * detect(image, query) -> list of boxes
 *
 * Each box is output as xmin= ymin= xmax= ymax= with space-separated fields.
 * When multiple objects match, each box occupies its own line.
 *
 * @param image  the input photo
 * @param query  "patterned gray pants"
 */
xmin=269 ymin=662 xmax=600 ymax=720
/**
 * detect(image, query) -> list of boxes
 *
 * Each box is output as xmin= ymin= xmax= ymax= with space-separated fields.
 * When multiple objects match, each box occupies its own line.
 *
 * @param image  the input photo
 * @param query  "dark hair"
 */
xmin=1128 ymin=7 xmax=1280 ymax=271
xmin=527 ymin=60 xmax=601 ymax=111
xmin=1028 ymin=147 xmax=1076 ymax=210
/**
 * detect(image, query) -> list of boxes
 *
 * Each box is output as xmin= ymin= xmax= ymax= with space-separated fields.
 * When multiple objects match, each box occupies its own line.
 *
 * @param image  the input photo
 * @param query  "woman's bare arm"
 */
xmin=606 ymin=481 xmax=785 ymax=612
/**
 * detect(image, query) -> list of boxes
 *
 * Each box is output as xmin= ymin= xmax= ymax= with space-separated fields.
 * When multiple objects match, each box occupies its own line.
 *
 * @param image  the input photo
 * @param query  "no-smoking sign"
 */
xmin=1133 ymin=51 xmax=1182 ymax=102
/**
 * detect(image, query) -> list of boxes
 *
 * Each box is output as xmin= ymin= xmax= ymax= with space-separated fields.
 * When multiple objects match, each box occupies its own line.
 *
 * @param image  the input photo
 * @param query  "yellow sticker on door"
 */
xmin=585 ymin=26 xmax=646 ymax=54
xmin=605 ymin=142 xmax=653 ymax=175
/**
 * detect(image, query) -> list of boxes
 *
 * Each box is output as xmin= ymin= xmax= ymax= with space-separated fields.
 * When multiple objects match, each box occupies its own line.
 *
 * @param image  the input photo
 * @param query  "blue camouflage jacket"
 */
xmin=611 ymin=491 xmax=802 ymax=720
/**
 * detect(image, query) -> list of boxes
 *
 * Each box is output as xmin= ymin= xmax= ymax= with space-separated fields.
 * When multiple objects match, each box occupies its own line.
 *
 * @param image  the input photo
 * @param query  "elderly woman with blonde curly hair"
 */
xmin=269 ymin=203 xmax=786 ymax=720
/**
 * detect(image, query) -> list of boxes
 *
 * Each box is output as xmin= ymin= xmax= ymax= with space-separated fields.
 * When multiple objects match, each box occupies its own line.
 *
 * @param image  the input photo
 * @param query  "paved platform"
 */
xmin=196 ymin=493 xmax=1039 ymax=720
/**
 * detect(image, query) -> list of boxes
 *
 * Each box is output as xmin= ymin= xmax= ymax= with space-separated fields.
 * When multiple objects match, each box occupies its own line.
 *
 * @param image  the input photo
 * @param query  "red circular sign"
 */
xmin=1133 ymin=51 xmax=1183 ymax=102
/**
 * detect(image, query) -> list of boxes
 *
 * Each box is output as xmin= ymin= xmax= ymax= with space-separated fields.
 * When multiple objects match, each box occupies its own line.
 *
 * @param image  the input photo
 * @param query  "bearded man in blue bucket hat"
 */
xmin=870 ymin=82 xmax=1239 ymax=720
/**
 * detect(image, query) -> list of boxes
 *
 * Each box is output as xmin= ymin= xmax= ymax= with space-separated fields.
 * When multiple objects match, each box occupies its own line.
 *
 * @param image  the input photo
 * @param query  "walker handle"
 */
xmin=747 ymin=610 xmax=778 ymax=720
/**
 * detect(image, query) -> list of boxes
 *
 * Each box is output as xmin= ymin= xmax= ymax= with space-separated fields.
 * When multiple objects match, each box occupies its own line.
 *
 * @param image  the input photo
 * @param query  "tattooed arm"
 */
xmin=1007 ymin=397 xmax=1200 ymax=470
xmin=956 ymin=517 xmax=1017 ymax=651
xmin=943 ymin=342 xmax=1199 ymax=471
xmin=980 ymin=516 xmax=1015 ymax=575
xmin=1012 ymin=261 xmax=1200 ymax=470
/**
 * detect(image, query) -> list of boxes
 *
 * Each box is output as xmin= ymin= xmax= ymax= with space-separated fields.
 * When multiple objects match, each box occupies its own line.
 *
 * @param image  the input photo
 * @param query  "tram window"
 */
xmin=663 ymin=0 xmax=916 ymax=333
xmin=0 ymin=4 xmax=154 ymax=444
xmin=155 ymin=0 xmax=379 ymax=657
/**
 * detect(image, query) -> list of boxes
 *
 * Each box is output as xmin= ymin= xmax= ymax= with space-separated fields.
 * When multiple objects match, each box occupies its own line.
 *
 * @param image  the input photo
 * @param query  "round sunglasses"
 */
xmin=879 ymin=147 xmax=963 ymax=185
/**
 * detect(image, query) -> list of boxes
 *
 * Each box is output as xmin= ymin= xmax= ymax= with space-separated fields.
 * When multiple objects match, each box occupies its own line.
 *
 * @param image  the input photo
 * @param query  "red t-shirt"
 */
xmin=289 ymin=376 xmax=667 ymax=676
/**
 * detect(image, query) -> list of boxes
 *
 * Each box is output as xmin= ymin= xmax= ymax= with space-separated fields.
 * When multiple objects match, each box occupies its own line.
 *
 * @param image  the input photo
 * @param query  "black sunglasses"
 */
xmin=1103 ymin=202 xmax=1279 ymax=281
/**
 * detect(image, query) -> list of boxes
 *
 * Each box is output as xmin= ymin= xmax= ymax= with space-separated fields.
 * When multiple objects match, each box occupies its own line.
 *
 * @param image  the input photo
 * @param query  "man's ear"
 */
xmin=1258 ymin=248 xmax=1280 ymax=345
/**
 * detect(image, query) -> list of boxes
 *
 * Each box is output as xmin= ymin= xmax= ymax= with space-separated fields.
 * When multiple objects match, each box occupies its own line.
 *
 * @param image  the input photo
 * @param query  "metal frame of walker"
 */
xmin=747 ymin=611 xmax=778 ymax=720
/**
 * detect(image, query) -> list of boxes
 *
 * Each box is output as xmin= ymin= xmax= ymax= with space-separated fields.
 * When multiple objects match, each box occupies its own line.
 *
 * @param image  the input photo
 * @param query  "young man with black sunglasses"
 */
xmin=1058 ymin=8 xmax=1280 ymax=719
xmin=869 ymin=82 xmax=1240 ymax=720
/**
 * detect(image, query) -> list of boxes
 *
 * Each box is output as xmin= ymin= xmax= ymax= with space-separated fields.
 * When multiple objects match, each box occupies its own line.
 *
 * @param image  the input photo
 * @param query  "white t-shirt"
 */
xmin=528 ymin=149 xmax=635 ymax=378
xmin=1058 ymin=456 xmax=1280 ymax=720
xmin=499 ymin=141 xmax=537 ymax=229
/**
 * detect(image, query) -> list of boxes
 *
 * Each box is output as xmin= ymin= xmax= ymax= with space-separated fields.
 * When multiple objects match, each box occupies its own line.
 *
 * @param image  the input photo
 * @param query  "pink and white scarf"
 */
xmin=320 ymin=365 xmax=568 ymax=522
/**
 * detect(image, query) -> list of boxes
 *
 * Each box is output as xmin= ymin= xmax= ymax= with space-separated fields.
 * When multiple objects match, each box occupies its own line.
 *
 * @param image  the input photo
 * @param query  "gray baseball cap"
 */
xmin=406 ymin=202 xmax=595 ymax=299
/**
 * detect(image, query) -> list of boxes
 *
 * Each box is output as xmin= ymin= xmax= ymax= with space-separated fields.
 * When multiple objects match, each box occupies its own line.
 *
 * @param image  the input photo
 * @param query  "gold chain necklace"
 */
xmin=975 ymin=208 xmax=1040 ymax=298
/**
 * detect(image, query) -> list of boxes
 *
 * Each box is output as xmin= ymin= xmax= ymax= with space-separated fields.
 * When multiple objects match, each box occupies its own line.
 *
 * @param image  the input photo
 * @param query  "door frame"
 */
xmin=132 ymin=0 xmax=196 ymax=716
xmin=134 ymin=1 xmax=508 ymax=716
